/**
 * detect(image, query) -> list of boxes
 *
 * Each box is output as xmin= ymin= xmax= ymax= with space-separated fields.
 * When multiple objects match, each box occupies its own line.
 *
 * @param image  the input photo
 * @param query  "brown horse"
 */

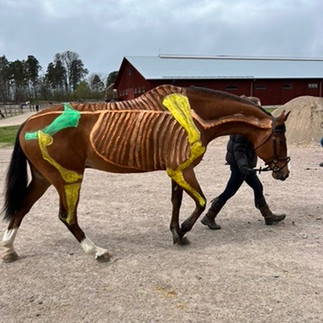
xmin=1 ymin=85 xmax=290 ymax=262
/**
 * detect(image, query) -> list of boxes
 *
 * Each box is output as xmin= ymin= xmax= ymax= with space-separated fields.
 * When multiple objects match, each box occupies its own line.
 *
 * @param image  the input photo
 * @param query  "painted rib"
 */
xmin=90 ymin=110 xmax=190 ymax=170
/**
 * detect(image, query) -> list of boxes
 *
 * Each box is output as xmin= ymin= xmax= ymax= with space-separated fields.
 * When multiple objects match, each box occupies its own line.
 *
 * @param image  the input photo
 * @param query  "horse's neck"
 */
xmin=192 ymin=97 xmax=273 ymax=142
xmin=193 ymin=111 xmax=271 ymax=140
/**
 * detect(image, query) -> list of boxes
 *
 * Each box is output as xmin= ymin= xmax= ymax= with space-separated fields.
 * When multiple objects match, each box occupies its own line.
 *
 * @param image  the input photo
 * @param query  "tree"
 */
xmin=69 ymin=58 xmax=88 ymax=92
xmin=45 ymin=59 xmax=67 ymax=94
xmin=25 ymin=55 xmax=41 ymax=98
xmin=89 ymin=74 xmax=104 ymax=92
xmin=106 ymin=71 xmax=118 ymax=88
xmin=75 ymin=81 xmax=91 ymax=98
xmin=57 ymin=51 xmax=88 ymax=93
xmin=105 ymin=71 xmax=118 ymax=100
xmin=0 ymin=51 xmax=94 ymax=101
xmin=9 ymin=60 xmax=27 ymax=101
xmin=38 ymin=75 xmax=52 ymax=100
xmin=0 ymin=55 xmax=10 ymax=101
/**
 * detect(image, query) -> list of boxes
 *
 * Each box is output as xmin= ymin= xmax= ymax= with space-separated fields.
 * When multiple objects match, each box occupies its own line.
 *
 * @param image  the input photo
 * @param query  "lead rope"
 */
xmin=252 ymin=165 xmax=271 ymax=174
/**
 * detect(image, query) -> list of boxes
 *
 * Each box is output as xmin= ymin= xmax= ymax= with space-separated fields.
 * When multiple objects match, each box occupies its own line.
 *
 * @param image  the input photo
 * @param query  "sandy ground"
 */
xmin=0 ymin=134 xmax=322 ymax=322
xmin=0 ymin=111 xmax=37 ymax=128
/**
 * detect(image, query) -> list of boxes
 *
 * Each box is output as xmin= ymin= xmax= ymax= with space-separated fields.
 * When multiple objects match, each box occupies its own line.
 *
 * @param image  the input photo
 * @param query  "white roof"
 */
xmin=124 ymin=55 xmax=323 ymax=80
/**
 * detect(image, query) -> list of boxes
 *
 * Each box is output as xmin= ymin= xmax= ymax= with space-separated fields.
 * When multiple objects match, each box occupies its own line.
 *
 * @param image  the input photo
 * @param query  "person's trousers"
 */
xmin=218 ymin=165 xmax=264 ymax=203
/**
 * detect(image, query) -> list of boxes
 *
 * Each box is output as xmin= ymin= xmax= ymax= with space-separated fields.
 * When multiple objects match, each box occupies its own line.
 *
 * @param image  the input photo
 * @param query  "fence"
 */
xmin=0 ymin=103 xmax=49 ymax=119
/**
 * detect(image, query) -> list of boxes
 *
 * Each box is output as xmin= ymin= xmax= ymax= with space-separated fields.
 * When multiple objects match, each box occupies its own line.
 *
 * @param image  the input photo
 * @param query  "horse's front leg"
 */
xmin=168 ymin=167 xmax=206 ymax=243
xmin=180 ymin=168 xmax=206 ymax=236
xmin=180 ymin=202 xmax=205 ymax=237
xmin=170 ymin=180 xmax=184 ymax=244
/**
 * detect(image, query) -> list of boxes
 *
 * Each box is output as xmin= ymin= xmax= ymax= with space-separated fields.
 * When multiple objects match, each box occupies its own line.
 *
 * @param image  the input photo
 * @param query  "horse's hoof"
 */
xmin=171 ymin=229 xmax=190 ymax=245
xmin=95 ymin=251 xmax=111 ymax=263
xmin=2 ymin=250 xmax=20 ymax=263
xmin=177 ymin=236 xmax=190 ymax=246
xmin=172 ymin=233 xmax=180 ymax=245
xmin=265 ymin=214 xmax=286 ymax=225
xmin=171 ymin=229 xmax=182 ymax=244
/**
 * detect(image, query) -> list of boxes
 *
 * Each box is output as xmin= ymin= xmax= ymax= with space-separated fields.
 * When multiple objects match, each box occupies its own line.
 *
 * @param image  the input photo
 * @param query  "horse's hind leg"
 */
xmin=2 ymin=168 xmax=50 ymax=262
xmin=56 ymin=182 xmax=111 ymax=262
xmin=26 ymin=142 xmax=110 ymax=262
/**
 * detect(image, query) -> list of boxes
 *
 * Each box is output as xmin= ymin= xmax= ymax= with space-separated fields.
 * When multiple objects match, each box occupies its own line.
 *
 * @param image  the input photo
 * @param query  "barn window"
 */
xmin=308 ymin=83 xmax=318 ymax=89
xmin=283 ymin=84 xmax=293 ymax=90
xmin=128 ymin=67 xmax=133 ymax=76
xmin=226 ymin=85 xmax=238 ymax=90
xmin=255 ymin=85 xmax=266 ymax=90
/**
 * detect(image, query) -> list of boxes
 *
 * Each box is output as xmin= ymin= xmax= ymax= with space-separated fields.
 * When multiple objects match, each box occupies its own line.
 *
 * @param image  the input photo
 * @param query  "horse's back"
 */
xmin=72 ymin=84 xmax=185 ymax=112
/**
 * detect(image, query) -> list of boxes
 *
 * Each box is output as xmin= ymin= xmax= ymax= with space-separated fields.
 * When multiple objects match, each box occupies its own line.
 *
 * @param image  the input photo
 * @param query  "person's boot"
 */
xmin=201 ymin=197 xmax=225 ymax=230
xmin=255 ymin=197 xmax=286 ymax=225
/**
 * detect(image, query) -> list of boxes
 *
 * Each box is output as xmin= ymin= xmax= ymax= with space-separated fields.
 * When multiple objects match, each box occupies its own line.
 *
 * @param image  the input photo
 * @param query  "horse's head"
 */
xmin=254 ymin=111 xmax=290 ymax=181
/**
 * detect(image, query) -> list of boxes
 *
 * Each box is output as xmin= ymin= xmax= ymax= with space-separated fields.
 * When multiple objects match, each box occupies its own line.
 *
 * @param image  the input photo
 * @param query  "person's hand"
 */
xmin=240 ymin=165 xmax=256 ymax=175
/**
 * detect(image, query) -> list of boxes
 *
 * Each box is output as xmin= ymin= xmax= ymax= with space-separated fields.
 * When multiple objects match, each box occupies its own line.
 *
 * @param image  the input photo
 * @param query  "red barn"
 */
xmin=113 ymin=55 xmax=323 ymax=105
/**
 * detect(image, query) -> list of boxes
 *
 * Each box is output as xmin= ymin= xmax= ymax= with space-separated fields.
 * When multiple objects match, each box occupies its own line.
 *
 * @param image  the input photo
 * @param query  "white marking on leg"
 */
xmin=2 ymin=228 xmax=19 ymax=262
xmin=2 ymin=228 xmax=18 ymax=248
xmin=80 ymin=236 xmax=110 ymax=261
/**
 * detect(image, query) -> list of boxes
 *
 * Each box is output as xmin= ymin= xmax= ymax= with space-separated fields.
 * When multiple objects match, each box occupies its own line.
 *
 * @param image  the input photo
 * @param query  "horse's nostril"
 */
xmin=281 ymin=173 xmax=289 ymax=181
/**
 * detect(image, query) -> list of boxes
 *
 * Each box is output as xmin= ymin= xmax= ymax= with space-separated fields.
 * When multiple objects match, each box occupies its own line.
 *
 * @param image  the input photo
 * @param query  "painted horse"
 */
xmin=1 ymin=85 xmax=290 ymax=262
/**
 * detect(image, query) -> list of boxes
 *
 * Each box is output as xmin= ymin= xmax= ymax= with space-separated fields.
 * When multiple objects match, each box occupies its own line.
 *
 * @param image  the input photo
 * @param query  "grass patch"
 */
xmin=0 ymin=125 xmax=20 ymax=146
xmin=265 ymin=107 xmax=277 ymax=114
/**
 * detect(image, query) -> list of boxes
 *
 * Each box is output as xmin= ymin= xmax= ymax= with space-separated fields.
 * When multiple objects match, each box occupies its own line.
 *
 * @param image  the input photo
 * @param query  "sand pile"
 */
xmin=272 ymin=96 xmax=323 ymax=147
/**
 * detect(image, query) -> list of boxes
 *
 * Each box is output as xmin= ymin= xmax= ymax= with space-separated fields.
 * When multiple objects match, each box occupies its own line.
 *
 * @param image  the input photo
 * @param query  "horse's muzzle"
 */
xmin=272 ymin=169 xmax=289 ymax=181
xmin=269 ymin=157 xmax=290 ymax=181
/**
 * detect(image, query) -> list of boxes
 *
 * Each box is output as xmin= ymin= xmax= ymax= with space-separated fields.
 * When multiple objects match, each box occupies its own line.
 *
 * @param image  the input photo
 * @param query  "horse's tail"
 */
xmin=3 ymin=124 xmax=28 ymax=222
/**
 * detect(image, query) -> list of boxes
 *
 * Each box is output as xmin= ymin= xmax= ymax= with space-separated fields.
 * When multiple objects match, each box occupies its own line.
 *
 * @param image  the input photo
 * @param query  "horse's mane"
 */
xmin=189 ymin=86 xmax=272 ymax=117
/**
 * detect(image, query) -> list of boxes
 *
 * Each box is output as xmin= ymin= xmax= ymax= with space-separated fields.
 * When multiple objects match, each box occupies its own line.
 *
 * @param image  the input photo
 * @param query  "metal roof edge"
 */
xmin=158 ymin=54 xmax=323 ymax=62
xmin=145 ymin=75 xmax=322 ymax=80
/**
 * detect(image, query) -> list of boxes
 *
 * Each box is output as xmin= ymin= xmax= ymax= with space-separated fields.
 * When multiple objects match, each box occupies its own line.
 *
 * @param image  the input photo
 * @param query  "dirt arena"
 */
xmin=0 ymin=137 xmax=322 ymax=322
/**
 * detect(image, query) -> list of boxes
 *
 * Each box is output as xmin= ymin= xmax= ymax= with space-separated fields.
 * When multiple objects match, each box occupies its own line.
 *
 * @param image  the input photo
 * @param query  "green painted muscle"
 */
xmin=25 ymin=103 xmax=80 ymax=140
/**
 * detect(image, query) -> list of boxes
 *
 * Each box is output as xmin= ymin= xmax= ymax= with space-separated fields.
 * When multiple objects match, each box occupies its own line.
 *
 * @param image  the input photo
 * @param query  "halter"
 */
xmin=253 ymin=118 xmax=290 ymax=173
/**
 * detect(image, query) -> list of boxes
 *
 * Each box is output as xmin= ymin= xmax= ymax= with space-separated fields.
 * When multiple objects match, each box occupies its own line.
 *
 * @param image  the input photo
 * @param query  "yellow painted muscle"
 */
xmin=64 ymin=183 xmax=81 ymax=224
xmin=162 ymin=94 xmax=206 ymax=206
xmin=38 ymin=131 xmax=83 ymax=223
xmin=38 ymin=131 xmax=83 ymax=183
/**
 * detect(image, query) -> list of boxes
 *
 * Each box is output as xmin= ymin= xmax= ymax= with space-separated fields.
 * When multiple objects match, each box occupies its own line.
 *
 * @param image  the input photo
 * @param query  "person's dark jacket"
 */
xmin=225 ymin=135 xmax=257 ymax=171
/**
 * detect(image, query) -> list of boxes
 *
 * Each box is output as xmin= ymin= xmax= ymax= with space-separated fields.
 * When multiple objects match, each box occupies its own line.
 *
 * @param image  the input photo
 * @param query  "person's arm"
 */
xmin=233 ymin=138 xmax=254 ymax=174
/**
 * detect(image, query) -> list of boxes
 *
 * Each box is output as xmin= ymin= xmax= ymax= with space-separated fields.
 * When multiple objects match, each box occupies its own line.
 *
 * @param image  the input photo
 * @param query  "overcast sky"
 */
xmin=1 ymin=0 xmax=323 ymax=78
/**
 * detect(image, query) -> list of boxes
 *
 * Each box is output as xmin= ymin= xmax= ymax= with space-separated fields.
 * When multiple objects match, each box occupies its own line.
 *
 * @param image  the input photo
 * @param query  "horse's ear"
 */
xmin=276 ymin=110 xmax=290 ymax=125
